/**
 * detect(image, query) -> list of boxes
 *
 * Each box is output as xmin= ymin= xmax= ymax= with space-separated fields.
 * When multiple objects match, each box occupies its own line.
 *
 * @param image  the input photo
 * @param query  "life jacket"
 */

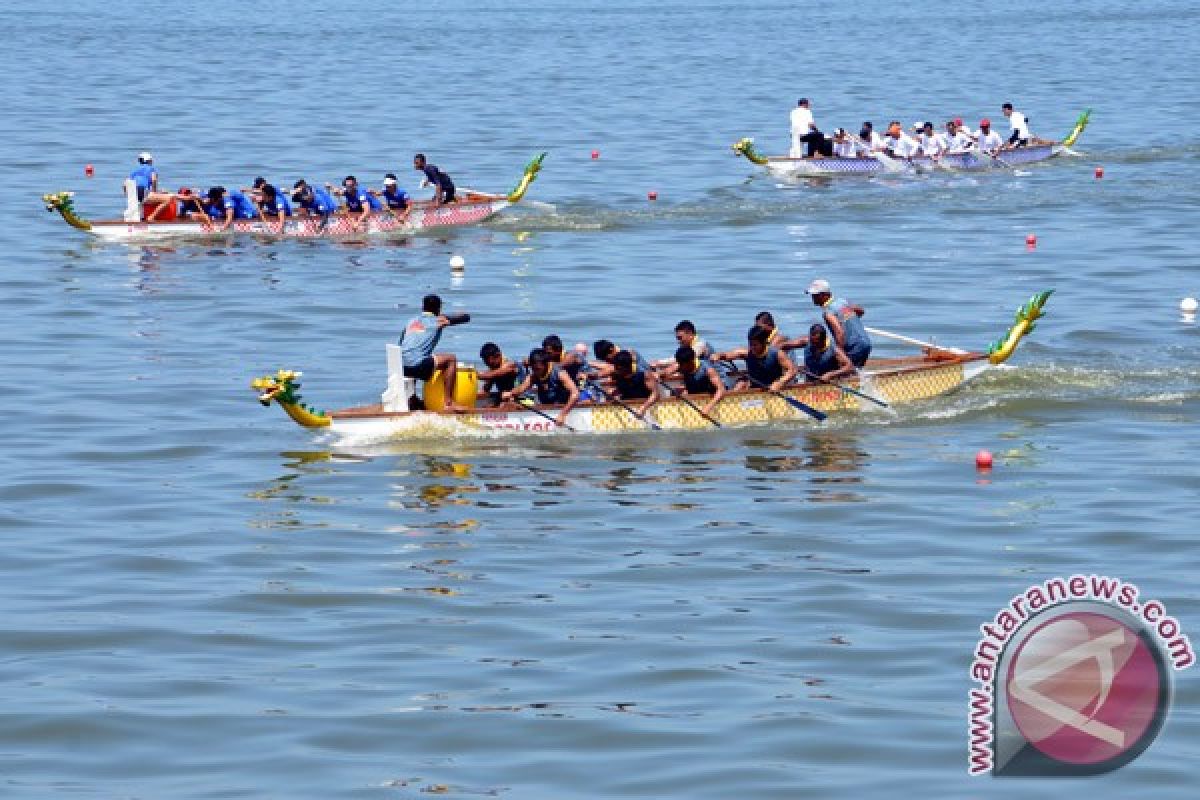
xmin=532 ymin=365 xmax=570 ymax=405
xmin=681 ymin=361 xmax=717 ymax=394
xmin=804 ymin=341 xmax=838 ymax=377
xmin=614 ymin=368 xmax=651 ymax=400
xmin=746 ymin=347 xmax=783 ymax=385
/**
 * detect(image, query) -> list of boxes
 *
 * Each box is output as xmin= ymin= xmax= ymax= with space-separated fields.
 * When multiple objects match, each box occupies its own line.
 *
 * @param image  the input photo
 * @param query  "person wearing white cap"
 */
xmin=130 ymin=153 xmax=158 ymax=201
xmin=805 ymin=278 xmax=872 ymax=367
xmin=377 ymin=173 xmax=411 ymax=221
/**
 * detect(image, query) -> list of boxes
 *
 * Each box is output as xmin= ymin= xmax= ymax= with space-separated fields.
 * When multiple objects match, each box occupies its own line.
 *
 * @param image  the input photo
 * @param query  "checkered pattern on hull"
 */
xmin=770 ymin=145 xmax=1057 ymax=177
xmin=446 ymin=360 xmax=974 ymax=433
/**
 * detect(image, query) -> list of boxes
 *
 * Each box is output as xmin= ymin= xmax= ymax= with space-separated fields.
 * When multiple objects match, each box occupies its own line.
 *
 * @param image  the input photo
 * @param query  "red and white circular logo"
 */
xmin=1005 ymin=610 xmax=1168 ymax=770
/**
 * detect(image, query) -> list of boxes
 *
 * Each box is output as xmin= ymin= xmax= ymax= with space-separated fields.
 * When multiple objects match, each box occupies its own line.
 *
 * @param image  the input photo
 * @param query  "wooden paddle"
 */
xmin=720 ymin=360 xmax=827 ymax=422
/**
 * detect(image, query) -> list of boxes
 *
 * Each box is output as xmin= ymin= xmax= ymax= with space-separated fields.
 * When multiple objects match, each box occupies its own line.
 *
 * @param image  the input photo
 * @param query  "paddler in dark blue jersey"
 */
xmin=665 ymin=345 xmax=726 ymax=418
xmin=802 ymin=324 xmax=855 ymax=381
xmin=715 ymin=325 xmax=798 ymax=392
xmin=291 ymin=180 xmax=339 ymax=223
xmin=201 ymin=186 xmax=259 ymax=232
xmin=329 ymin=175 xmax=383 ymax=231
xmin=610 ymin=350 xmax=660 ymax=418
xmin=502 ymin=348 xmax=580 ymax=428
xmin=805 ymin=278 xmax=872 ymax=367
xmin=478 ymin=342 xmax=527 ymax=407
xmin=377 ymin=173 xmax=411 ymax=222
xmin=244 ymin=177 xmax=292 ymax=234
xmin=590 ymin=340 xmax=651 ymax=381
xmin=413 ymin=153 xmax=456 ymax=205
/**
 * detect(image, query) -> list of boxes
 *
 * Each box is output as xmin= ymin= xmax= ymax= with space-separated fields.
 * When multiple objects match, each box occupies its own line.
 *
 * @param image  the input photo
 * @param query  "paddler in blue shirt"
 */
xmin=610 ymin=350 xmax=660 ymax=418
xmin=399 ymin=293 xmax=470 ymax=412
xmin=714 ymin=325 xmax=798 ymax=393
xmin=590 ymin=340 xmax=651 ymax=383
xmin=805 ymin=278 xmax=872 ymax=367
xmin=329 ymin=175 xmax=382 ymax=232
xmin=413 ymin=153 xmax=456 ymax=205
xmin=291 ymin=180 xmax=339 ymax=223
xmin=376 ymin=173 xmax=412 ymax=223
xmin=665 ymin=345 xmax=726 ymax=419
xmin=202 ymin=186 xmax=259 ymax=232
xmin=802 ymin=324 xmax=856 ymax=382
xmin=502 ymin=348 xmax=580 ymax=428
xmin=257 ymin=183 xmax=292 ymax=234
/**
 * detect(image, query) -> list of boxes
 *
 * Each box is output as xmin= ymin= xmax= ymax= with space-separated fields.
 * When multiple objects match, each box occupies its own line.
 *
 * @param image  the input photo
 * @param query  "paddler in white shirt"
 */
xmin=858 ymin=121 xmax=885 ymax=152
xmin=952 ymin=117 xmax=976 ymax=141
xmin=884 ymin=121 xmax=920 ymax=161
xmin=1001 ymin=102 xmax=1032 ymax=147
xmin=832 ymin=128 xmax=858 ymax=158
xmin=917 ymin=122 xmax=943 ymax=158
xmin=975 ymin=118 xmax=1004 ymax=156
xmin=937 ymin=120 xmax=974 ymax=155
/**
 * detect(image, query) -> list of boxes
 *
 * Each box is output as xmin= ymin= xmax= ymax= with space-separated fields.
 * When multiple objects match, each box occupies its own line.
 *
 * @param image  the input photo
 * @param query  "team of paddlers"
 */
xmin=396 ymin=281 xmax=872 ymax=428
xmin=125 ymin=152 xmax=456 ymax=231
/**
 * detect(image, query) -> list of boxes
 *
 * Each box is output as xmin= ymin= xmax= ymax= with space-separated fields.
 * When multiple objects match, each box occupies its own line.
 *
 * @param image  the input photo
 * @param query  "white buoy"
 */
xmin=449 ymin=255 xmax=466 ymax=270
xmin=1181 ymin=297 xmax=1198 ymax=313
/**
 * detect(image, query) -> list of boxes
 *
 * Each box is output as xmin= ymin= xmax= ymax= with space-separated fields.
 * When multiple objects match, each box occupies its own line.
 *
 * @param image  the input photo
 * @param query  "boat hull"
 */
xmin=322 ymin=356 xmax=992 ymax=440
xmin=757 ymin=144 xmax=1059 ymax=177
xmin=82 ymin=199 xmax=511 ymax=242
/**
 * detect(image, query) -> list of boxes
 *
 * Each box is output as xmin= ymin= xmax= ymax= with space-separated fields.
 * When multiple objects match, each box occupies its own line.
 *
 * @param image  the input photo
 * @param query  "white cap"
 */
xmin=383 ymin=177 xmax=397 ymax=186
xmin=806 ymin=278 xmax=832 ymax=295
xmin=137 ymin=152 xmax=153 ymax=163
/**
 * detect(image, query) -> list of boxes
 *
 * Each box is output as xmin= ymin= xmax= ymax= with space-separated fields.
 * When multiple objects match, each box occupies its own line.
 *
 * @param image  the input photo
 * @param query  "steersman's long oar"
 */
xmin=721 ymin=360 xmax=827 ymax=422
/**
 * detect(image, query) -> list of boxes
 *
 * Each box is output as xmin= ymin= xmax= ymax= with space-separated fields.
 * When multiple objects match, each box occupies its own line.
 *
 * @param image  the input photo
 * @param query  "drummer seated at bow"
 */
xmin=502 ymin=348 xmax=580 ymax=428
xmin=802 ymin=324 xmax=856 ymax=382
xmin=478 ymin=342 xmax=527 ymax=407
xmin=610 ymin=351 xmax=660 ymax=418
xmin=666 ymin=345 xmax=726 ymax=418
xmin=652 ymin=320 xmax=713 ymax=369
xmin=714 ymin=324 xmax=798 ymax=392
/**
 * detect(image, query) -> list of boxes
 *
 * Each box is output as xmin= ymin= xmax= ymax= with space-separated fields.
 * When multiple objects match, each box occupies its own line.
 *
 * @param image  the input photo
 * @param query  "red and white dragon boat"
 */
xmin=43 ymin=154 xmax=544 ymax=242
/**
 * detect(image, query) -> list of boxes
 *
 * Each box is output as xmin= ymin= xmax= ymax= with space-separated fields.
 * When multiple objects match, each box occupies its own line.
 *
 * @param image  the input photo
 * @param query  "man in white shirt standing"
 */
xmin=790 ymin=98 xmax=829 ymax=158
xmin=1001 ymin=102 xmax=1032 ymax=147
xmin=975 ymin=118 xmax=1004 ymax=156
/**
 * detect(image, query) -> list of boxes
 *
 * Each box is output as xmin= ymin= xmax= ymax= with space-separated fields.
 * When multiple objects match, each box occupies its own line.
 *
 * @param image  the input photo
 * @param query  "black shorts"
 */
xmin=441 ymin=185 xmax=456 ymax=203
xmin=403 ymin=356 xmax=436 ymax=381
xmin=136 ymin=186 xmax=149 ymax=202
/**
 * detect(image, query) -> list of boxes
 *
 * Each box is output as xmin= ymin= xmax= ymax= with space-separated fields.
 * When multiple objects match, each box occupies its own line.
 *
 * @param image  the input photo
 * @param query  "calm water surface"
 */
xmin=1 ymin=1 xmax=1198 ymax=797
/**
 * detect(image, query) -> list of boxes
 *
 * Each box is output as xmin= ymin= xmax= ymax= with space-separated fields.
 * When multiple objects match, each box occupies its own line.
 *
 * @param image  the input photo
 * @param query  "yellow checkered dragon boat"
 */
xmin=251 ymin=291 xmax=1051 ymax=438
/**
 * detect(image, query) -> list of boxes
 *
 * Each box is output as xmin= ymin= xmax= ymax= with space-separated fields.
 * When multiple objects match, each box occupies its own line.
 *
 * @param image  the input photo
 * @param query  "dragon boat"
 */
xmin=250 ymin=291 xmax=1052 ymax=440
xmin=43 ymin=154 xmax=544 ymax=242
xmin=732 ymin=111 xmax=1089 ymax=178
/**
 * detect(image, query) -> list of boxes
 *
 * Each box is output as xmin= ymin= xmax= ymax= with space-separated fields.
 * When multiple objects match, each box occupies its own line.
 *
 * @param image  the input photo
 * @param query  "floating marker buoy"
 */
xmin=449 ymin=255 xmax=466 ymax=270
xmin=591 ymin=150 xmax=599 ymax=160
xmin=84 ymin=164 xmax=94 ymax=177
xmin=647 ymin=191 xmax=658 ymax=201
xmin=975 ymin=450 xmax=994 ymax=470
xmin=1094 ymin=166 xmax=1104 ymax=179
xmin=1182 ymin=297 xmax=1199 ymax=313
xmin=1025 ymin=233 xmax=1037 ymax=247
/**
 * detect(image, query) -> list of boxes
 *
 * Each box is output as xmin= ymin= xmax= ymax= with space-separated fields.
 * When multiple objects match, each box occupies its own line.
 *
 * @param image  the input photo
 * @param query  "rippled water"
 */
xmin=2 ymin=0 xmax=1198 ymax=797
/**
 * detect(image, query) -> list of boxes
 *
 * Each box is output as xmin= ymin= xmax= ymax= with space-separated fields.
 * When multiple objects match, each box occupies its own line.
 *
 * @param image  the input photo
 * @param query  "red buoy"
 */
xmin=648 ymin=191 xmax=658 ymax=201
xmin=975 ymin=450 xmax=994 ymax=470
xmin=1094 ymin=166 xmax=1104 ymax=179
xmin=591 ymin=150 xmax=600 ymax=160
xmin=84 ymin=164 xmax=94 ymax=177
xmin=1025 ymin=233 xmax=1037 ymax=247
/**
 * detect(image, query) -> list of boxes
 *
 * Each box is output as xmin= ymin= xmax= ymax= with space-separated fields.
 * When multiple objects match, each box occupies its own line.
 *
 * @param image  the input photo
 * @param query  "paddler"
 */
xmin=754 ymin=311 xmax=794 ymax=350
xmin=663 ymin=345 xmax=726 ymax=418
xmin=201 ymin=186 xmax=260 ymax=232
xmin=257 ymin=184 xmax=292 ymax=234
xmin=884 ymin=121 xmax=920 ymax=161
xmin=714 ymin=325 xmax=798 ymax=392
xmin=802 ymin=324 xmax=856 ymax=382
xmin=591 ymin=340 xmax=650 ymax=380
xmin=832 ymin=128 xmax=858 ymax=158
xmin=478 ymin=342 xmax=527 ymax=407
xmin=975 ymin=118 xmax=1004 ymax=156
xmin=859 ymin=121 xmax=885 ymax=153
xmin=329 ymin=175 xmax=383 ymax=232
xmin=542 ymin=335 xmax=588 ymax=385
xmin=1001 ymin=102 xmax=1031 ymax=147
xmin=291 ymin=180 xmax=340 ymax=222
xmin=399 ymin=293 xmax=470 ymax=412
xmin=917 ymin=122 xmax=943 ymax=159
xmin=653 ymin=320 xmax=713 ymax=369
xmin=938 ymin=120 xmax=973 ymax=154
xmin=953 ymin=117 xmax=976 ymax=141
xmin=377 ymin=173 xmax=411 ymax=221
xmin=413 ymin=153 xmax=456 ymax=205
xmin=610 ymin=350 xmax=660 ymax=417
xmin=502 ymin=348 xmax=580 ymax=427
xmin=806 ymin=278 xmax=872 ymax=367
